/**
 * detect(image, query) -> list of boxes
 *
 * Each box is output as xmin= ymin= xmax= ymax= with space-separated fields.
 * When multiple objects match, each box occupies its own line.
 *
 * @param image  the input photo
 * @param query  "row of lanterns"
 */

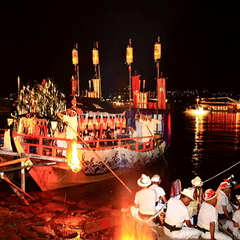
xmin=126 ymin=37 xmax=161 ymax=64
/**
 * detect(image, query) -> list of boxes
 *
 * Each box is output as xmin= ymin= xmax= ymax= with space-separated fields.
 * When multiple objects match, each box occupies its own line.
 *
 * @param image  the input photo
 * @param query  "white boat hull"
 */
xmin=29 ymin=144 xmax=165 ymax=191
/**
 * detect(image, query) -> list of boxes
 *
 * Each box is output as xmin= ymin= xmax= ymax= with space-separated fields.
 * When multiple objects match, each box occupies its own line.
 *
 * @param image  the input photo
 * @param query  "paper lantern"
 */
xmin=154 ymin=43 xmax=161 ymax=60
xmin=126 ymin=47 xmax=133 ymax=64
xmin=72 ymin=48 xmax=78 ymax=65
xmin=92 ymin=49 xmax=99 ymax=65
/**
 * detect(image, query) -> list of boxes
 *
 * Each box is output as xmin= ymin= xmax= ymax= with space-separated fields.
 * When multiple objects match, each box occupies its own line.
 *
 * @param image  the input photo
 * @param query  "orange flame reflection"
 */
xmin=66 ymin=139 xmax=82 ymax=173
xmin=117 ymin=214 xmax=157 ymax=240
xmin=119 ymin=233 xmax=135 ymax=240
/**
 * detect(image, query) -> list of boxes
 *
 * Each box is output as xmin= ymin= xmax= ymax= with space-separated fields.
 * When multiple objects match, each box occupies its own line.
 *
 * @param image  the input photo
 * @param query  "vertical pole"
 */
xmin=96 ymin=42 xmax=102 ymax=100
xmin=154 ymin=36 xmax=161 ymax=132
xmin=21 ymin=161 xmax=25 ymax=191
xmin=126 ymin=39 xmax=133 ymax=126
xmin=129 ymin=64 xmax=132 ymax=111
xmin=76 ymin=43 xmax=80 ymax=97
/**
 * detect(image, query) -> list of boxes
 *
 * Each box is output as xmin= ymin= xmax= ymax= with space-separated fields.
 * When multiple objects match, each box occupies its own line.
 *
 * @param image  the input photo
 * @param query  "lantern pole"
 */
xmin=75 ymin=43 xmax=80 ymax=97
xmin=154 ymin=36 xmax=161 ymax=132
xmin=92 ymin=42 xmax=102 ymax=100
xmin=72 ymin=43 xmax=80 ymax=99
xmin=126 ymin=39 xmax=133 ymax=123
xmin=96 ymin=42 xmax=102 ymax=100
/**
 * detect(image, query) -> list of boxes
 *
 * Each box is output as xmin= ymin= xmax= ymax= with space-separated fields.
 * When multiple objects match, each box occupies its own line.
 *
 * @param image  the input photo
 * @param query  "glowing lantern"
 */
xmin=92 ymin=49 xmax=99 ymax=65
xmin=88 ymin=119 xmax=94 ymax=130
xmin=122 ymin=116 xmax=126 ymax=128
xmin=66 ymin=139 xmax=82 ymax=173
xmin=80 ymin=122 xmax=86 ymax=131
xmin=72 ymin=48 xmax=78 ymax=65
xmin=154 ymin=43 xmax=161 ymax=60
xmin=126 ymin=47 xmax=133 ymax=64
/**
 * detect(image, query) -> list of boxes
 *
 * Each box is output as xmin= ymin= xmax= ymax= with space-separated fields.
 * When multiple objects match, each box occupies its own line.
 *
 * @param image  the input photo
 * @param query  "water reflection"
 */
xmin=191 ymin=113 xmax=205 ymax=174
xmin=186 ymin=111 xmax=240 ymax=186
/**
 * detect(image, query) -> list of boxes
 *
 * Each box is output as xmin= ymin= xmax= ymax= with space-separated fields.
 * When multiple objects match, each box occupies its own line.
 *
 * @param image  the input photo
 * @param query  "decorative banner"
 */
xmin=72 ymin=48 xmax=78 ymax=65
xmin=87 ymin=91 xmax=97 ymax=98
xmin=157 ymin=77 xmax=166 ymax=109
xmin=132 ymin=75 xmax=141 ymax=108
xmin=126 ymin=47 xmax=133 ymax=64
xmin=121 ymin=116 xmax=126 ymax=128
xmin=88 ymin=119 xmax=94 ymax=130
xmin=92 ymin=79 xmax=100 ymax=98
xmin=137 ymin=92 xmax=142 ymax=108
xmin=142 ymin=92 xmax=148 ymax=109
xmin=137 ymin=92 xmax=148 ymax=109
xmin=115 ymin=116 xmax=120 ymax=128
xmin=92 ymin=49 xmax=99 ymax=65
xmin=154 ymin=43 xmax=161 ymax=60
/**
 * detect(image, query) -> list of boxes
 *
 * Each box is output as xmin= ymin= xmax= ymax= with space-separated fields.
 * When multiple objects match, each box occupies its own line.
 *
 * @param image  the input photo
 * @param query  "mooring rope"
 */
xmin=203 ymin=160 xmax=240 ymax=184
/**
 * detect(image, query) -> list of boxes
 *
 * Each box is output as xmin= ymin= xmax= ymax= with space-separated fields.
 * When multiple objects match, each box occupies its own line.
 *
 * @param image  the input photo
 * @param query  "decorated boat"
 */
xmin=199 ymin=97 xmax=240 ymax=112
xmin=0 ymin=40 xmax=171 ymax=191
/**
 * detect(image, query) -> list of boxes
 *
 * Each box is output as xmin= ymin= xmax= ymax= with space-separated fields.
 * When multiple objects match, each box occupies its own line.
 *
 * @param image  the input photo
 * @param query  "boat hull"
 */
xmin=28 ymin=146 xmax=164 ymax=191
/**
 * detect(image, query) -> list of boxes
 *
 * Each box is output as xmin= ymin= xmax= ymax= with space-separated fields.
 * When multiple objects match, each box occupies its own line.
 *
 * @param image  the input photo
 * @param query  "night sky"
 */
xmin=1 ymin=0 xmax=240 ymax=97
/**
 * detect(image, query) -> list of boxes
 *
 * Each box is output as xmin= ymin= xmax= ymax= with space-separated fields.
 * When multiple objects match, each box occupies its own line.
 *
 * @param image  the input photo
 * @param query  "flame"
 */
xmin=116 ymin=215 xmax=156 ymax=240
xmin=119 ymin=232 xmax=135 ymax=240
xmin=118 ymin=226 xmax=155 ymax=240
xmin=66 ymin=140 xmax=82 ymax=173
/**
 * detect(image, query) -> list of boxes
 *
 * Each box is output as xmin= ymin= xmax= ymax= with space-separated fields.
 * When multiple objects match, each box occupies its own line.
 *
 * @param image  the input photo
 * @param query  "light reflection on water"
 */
xmin=165 ymin=106 xmax=240 ymax=190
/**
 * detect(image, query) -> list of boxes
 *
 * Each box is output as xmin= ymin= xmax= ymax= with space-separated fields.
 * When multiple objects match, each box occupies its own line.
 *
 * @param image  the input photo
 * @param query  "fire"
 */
xmin=116 ymin=214 xmax=157 ymax=240
xmin=66 ymin=139 xmax=82 ymax=173
xmin=118 ymin=226 xmax=156 ymax=240
xmin=119 ymin=232 xmax=135 ymax=240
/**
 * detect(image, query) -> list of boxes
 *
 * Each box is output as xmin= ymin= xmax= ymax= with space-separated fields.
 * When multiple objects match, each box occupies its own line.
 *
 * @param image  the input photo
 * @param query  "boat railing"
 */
xmin=14 ymin=132 xmax=155 ymax=159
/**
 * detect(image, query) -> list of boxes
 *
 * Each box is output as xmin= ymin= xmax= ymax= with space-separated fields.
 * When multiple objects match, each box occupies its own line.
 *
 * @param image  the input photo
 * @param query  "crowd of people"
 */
xmin=55 ymin=110 xmax=164 ymax=150
xmin=130 ymin=174 xmax=240 ymax=239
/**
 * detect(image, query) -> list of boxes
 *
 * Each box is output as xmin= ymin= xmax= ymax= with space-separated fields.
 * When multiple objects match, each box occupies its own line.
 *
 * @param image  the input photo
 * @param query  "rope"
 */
xmin=58 ymin=115 xmax=133 ymax=194
xmin=203 ymin=160 xmax=240 ymax=184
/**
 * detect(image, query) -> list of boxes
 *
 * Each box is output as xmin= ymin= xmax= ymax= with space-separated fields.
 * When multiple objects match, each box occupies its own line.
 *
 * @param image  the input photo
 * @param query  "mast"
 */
xmin=126 ymin=39 xmax=133 ymax=118
xmin=92 ymin=42 xmax=102 ymax=100
xmin=71 ymin=44 xmax=80 ymax=107
xmin=154 ymin=36 xmax=161 ymax=131
xmin=75 ymin=43 xmax=80 ymax=97
xmin=72 ymin=43 xmax=80 ymax=96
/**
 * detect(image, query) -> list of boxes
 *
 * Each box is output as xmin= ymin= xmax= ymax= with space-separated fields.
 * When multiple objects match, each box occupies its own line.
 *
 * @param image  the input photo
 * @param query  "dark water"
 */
xmin=164 ymin=103 xmax=240 ymax=192
xmin=1 ymin=104 xmax=240 ymax=198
